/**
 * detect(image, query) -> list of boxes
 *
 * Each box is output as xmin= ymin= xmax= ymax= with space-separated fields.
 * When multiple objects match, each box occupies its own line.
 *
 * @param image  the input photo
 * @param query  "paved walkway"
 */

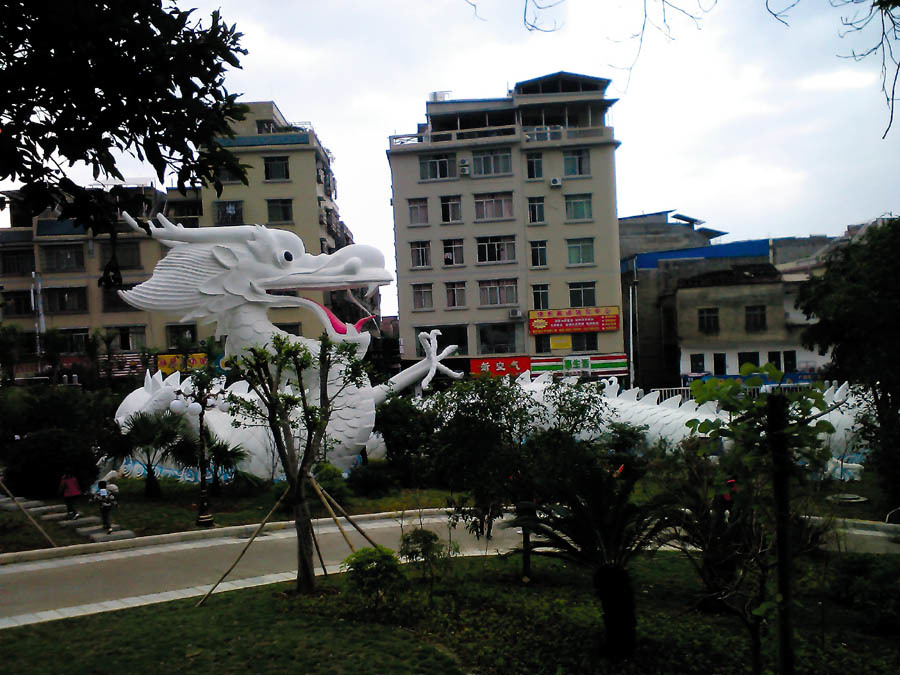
xmin=0 ymin=513 xmax=519 ymax=630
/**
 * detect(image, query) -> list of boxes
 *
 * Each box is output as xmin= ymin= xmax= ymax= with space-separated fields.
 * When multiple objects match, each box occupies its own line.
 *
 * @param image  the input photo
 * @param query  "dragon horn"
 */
xmin=122 ymin=212 xmax=260 ymax=245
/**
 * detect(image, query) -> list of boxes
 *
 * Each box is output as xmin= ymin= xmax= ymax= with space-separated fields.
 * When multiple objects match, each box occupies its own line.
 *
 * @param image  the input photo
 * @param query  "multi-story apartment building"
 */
xmin=387 ymin=72 xmax=626 ymax=379
xmin=0 ymin=102 xmax=371 ymax=377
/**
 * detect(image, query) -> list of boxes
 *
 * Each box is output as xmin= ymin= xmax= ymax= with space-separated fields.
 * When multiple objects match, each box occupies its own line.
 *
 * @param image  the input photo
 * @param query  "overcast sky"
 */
xmin=5 ymin=1 xmax=898 ymax=315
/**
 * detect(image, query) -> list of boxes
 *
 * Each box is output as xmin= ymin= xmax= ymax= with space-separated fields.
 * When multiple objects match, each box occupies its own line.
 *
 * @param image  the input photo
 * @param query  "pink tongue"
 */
xmin=307 ymin=298 xmax=347 ymax=334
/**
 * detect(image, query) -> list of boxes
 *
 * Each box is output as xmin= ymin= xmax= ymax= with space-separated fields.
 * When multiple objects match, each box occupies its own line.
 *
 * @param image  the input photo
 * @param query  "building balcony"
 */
xmin=389 ymin=123 xmax=612 ymax=150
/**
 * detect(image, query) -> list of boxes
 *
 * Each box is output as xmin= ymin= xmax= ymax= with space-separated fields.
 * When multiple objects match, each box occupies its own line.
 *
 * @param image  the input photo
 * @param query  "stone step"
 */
xmin=57 ymin=516 xmax=101 ymax=528
xmin=89 ymin=530 xmax=135 ymax=543
xmin=41 ymin=511 xmax=73 ymax=522
xmin=0 ymin=496 xmax=27 ymax=503
xmin=27 ymin=504 xmax=67 ymax=515
xmin=0 ymin=500 xmax=43 ymax=511
xmin=76 ymin=524 xmax=122 ymax=537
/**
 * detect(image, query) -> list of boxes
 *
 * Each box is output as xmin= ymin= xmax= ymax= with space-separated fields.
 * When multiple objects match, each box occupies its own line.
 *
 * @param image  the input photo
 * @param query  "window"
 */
xmin=690 ymin=353 xmax=706 ymax=373
xmin=45 ymin=287 xmax=88 ymax=313
xmin=410 ymin=241 xmax=431 ymax=268
xmin=564 ymin=194 xmax=593 ymax=221
xmin=109 ymin=325 xmax=147 ymax=351
xmin=445 ymin=281 xmax=466 ymax=308
xmin=440 ymin=195 xmax=461 ymax=223
xmin=274 ymin=322 xmax=302 ymax=336
xmin=102 ymin=284 xmax=138 ymax=312
xmin=214 ymin=200 xmax=243 ymax=225
xmin=1 ymin=290 xmax=31 ymax=316
xmin=412 ymin=283 xmax=433 ymax=310
xmin=472 ymin=148 xmax=512 ymax=176
xmin=267 ymin=199 xmax=293 ymax=223
xmin=745 ymin=305 xmax=767 ymax=332
xmin=408 ymin=198 xmax=428 ymax=225
xmin=698 ymin=307 xmax=719 ymax=334
xmin=563 ymin=148 xmax=590 ymax=176
xmin=714 ymin=352 xmax=727 ymax=376
xmin=479 ymin=279 xmax=518 ymax=306
xmin=474 ymin=192 xmax=513 ymax=220
xmin=527 ymin=196 xmax=545 ymax=224
xmin=477 ymin=322 xmax=520 ymax=354
xmin=530 ymin=240 xmax=547 ymax=267
xmin=568 ymin=281 xmax=595 ymax=308
xmin=443 ymin=239 xmax=464 ymax=266
xmin=100 ymin=242 xmax=141 ymax=270
xmin=532 ymin=284 xmax=549 ymax=310
xmin=1 ymin=248 xmax=34 ymax=275
xmin=535 ymin=334 xmax=551 ymax=353
xmin=41 ymin=245 xmax=84 ymax=272
xmin=767 ymin=351 xmax=782 ymax=370
xmin=567 ymin=238 xmax=594 ymax=265
xmin=256 ymin=119 xmax=276 ymax=134
xmin=477 ymin=236 xmax=516 ymax=263
xmin=526 ymin=152 xmax=543 ymax=179
xmin=783 ymin=350 xmax=797 ymax=373
xmin=738 ymin=352 xmax=760 ymax=368
xmin=414 ymin=324 xmax=469 ymax=356
xmin=264 ymin=156 xmax=290 ymax=181
xmin=59 ymin=328 xmax=89 ymax=353
xmin=572 ymin=332 xmax=598 ymax=352
xmin=166 ymin=323 xmax=197 ymax=349
xmin=419 ymin=153 xmax=456 ymax=180
xmin=215 ymin=166 xmax=242 ymax=183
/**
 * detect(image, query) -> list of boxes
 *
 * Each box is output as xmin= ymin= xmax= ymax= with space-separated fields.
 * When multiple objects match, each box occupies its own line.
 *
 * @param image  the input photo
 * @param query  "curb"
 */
xmin=0 ymin=508 xmax=450 ymax=566
xmin=806 ymin=516 xmax=900 ymax=535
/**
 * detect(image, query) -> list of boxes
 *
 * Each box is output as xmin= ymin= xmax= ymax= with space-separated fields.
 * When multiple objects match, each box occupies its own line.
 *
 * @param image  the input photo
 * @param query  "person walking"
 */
xmin=92 ymin=480 xmax=118 ymax=535
xmin=58 ymin=470 xmax=82 ymax=520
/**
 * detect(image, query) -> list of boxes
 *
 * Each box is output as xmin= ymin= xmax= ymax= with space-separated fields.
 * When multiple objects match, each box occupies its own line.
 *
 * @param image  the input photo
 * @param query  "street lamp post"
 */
xmin=170 ymin=369 xmax=227 ymax=528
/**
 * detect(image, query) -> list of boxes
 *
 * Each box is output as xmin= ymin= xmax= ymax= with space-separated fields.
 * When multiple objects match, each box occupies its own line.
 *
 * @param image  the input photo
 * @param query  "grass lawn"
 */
xmin=2 ymin=552 xmax=898 ymax=674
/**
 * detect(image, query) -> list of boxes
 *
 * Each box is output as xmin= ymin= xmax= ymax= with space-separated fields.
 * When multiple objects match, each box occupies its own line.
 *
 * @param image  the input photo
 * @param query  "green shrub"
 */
xmin=829 ymin=553 xmax=900 ymax=633
xmin=3 ymin=429 xmax=99 ymax=498
xmin=314 ymin=462 xmax=351 ymax=505
xmin=341 ymin=545 xmax=407 ymax=611
xmin=346 ymin=459 xmax=397 ymax=497
xmin=224 ymin=470 xmax=271 ymax=498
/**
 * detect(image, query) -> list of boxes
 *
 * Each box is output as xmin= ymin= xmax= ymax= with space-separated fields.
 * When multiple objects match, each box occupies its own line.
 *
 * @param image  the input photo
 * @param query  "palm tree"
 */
xmin=509 ymin=447 xmax=673 ymax=660
xmin=118 ymin=410 xmax=187 ymax=498
xmin=170 ymin=426 xmax=247 ymax=496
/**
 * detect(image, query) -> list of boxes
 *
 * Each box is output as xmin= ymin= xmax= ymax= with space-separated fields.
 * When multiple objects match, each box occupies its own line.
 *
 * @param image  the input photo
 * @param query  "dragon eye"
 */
xmin=283 ymin=251 xmax=294 ymax=262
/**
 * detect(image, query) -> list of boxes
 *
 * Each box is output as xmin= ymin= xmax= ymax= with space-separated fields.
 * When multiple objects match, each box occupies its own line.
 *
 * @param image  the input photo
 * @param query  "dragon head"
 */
xmin=119 ymin=213 xmax=392 ymax=346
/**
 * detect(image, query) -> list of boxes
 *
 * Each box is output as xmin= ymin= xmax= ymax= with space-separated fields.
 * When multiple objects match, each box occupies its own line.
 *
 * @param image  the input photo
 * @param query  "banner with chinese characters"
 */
xmin=156 ymin=353 xmax=208 ymax=375
xmin=530 ymin=353 xmax=628 ymax=377
xmin=528 ymin=306 xmax=620 ymax=335
xmin=469 ymin=356 xmax=531 ymax=376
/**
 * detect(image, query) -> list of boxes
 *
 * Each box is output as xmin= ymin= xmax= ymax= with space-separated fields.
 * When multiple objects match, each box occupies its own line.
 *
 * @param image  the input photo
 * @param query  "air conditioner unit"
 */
xmin=549 ymin=177 xmax=562 ymax=188
xmin=458 ymin=158 xmax=469 ymax=166
xmin=459 ymin=165 xmax=471 ymax=175
xmin=508 ymin=308 xmax=523 ymax=319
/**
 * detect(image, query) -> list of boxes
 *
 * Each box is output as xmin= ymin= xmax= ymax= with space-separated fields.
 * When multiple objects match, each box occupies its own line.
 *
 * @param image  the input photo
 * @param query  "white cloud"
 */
xmin=797 ymin=68 xmax=878 ymax=92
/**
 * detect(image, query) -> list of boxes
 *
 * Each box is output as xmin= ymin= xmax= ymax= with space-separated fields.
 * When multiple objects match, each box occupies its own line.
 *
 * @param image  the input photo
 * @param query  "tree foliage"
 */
xmin=797 ymin=218 xmax=900 ymax=502
xmin=117 ymin=409 xmax=189 ymax=498
xmin=0 ymin=1 xmax=248 ymax=286
xmin=226 ymin=334 xmax=368 ymax=593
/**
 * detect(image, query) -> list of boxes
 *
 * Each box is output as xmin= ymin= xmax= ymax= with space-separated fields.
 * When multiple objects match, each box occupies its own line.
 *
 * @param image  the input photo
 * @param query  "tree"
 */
xmin=118 ymin=409 xmax=189 ymax=498
xmin=797 ymin=218 xmax=900 ymax=503
xmin=0 ymin=1 xmax=248 ymax=287
xmin=41 ymin=328 xmax=66 ymax=383
xmin=226 ymin=333 xmax=368 ymax=594
xmin=508 ymin=434 xmax=673 ymax=661
xmin=682 ymin=366 xmax=835 ymax=675
xmin=0 ymin=324 xmax=22 ymax=383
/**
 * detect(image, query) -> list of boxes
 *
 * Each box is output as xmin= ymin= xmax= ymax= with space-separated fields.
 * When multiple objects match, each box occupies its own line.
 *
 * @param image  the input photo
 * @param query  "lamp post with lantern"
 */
xmin=170 ymin=363 xmax=228 ymax=527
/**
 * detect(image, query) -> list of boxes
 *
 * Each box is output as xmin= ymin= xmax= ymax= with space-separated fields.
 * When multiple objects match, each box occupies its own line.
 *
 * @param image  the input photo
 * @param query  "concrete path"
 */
xmin=0 ymin=512 xmax=520 ymax=630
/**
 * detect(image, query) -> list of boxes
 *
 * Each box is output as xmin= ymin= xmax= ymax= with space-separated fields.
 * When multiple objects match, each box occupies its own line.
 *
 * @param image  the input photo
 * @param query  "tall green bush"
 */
xmin=3 ymin=429 xmax=99 ymax=497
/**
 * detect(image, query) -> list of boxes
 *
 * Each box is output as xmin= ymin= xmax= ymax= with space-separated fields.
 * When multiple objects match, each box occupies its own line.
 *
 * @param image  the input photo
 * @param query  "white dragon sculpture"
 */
xmin=114 ymin=213 xmax=461 ymax=478
xmin=113 ymin=214 xmax=866 ymax=483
